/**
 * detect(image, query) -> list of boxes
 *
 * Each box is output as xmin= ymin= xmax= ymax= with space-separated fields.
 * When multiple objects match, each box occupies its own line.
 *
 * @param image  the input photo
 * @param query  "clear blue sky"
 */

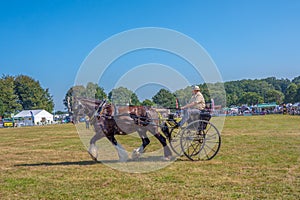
xmin=1 ymin=0 xmax=300 ymax=111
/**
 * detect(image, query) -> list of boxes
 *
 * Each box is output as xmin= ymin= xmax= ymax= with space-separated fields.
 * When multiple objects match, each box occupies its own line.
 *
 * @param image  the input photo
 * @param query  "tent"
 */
xmin=292 ymin=102 xmax=300 ymax=107
xmin=14 ymin=109 xmax=53 ymax=126
xmin=256 ymin=102 xmax=278 ymax=108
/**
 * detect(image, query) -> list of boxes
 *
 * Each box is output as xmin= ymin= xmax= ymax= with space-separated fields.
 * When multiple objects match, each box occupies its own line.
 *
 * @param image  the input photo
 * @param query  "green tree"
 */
xmin=63 ymin=83 xmax=107 ymax=112
xmin=152 ymin=89 xmax=176 ymax=108
xmin=0 ymin=99 xmax=4 ymax=117
xmin=108 ymin=87 xmax=135 ymax=105
xmin=263 ymin=77 xmax=291 ymax=94
xmin=174 ymin=86 xmax=192 ymax=106
xmin=238 ymin=92 xmax=263 ymax=105
xmin=285 ymin=83 xmax=298 ymax=103
xmin=63 ymin=85 xmax=85 ymax=111
xmin=14 ymin=75 xmax=54 ymax=112
xmin=224 ymin=81 xmax=244 ymax=106
xmin=265 ymin=90 xmax=284 ymax=104
xmin=224 ymin=79 xmax=274 ymax=106
xmin=55 ymin=110 xmax=68 ymax=115
xmin=226 ymin=93 xmax=239 ymax=106
xmin=292 ymin=76 xmax=300 ymax=85
xmin=141 ymin=99 xmax=155 ymax=106
xmin=198 ymin=84 xmax=210 ymax=103
xmin=42 ymin=88 xmax=55 ymax=112
xmin=85 ymin=82 xmax=107 ymax=100
xmin=130 ymin=93 xmax=140 ymax=105
xmin=0 ymin=75 xmax=22 ymax=116
xmin=205 ymin=82 xmax=226 ymax=107
xmin=295 ymin=84 xmax=300 ymax=102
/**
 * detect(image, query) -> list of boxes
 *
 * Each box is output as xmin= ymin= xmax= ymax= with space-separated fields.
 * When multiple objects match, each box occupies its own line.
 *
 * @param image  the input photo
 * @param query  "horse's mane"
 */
xmin=72 ymin=97 xmax=105 ymax=119
xmin=75 ymin=97 xmax=103 ymax=106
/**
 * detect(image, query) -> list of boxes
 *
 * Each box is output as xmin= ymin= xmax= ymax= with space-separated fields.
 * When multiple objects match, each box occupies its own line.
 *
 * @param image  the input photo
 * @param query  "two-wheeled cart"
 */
xmin=160 ymin=111 xmax=221 ymax=161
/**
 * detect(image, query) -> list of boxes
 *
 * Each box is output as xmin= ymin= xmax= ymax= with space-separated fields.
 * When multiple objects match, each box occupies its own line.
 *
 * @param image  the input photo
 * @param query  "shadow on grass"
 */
xmin=14 ymin=156 xmax=183 ymax=167
xmin=14 ymin=160 xmax=99 ymax=167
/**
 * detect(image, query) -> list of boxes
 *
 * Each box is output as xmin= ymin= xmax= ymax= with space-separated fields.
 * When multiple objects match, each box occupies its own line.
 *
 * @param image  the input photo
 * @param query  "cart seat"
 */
xmin=188 ymin=110 xmax=211 ymax=130
xmin=188 ymin=110 xmax=211 ymax=121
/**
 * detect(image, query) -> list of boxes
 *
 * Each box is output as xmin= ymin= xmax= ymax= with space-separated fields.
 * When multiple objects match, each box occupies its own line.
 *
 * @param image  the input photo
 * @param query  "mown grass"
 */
xmin=0 ymin=115 xmax=299 ymax=199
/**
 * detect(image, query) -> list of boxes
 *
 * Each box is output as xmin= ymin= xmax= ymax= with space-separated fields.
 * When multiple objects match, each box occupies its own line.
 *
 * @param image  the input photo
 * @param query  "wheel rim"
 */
xmin=169 ymin=127 xmax=183 ymax=156
xmin=180 ymin=120 xmax=221 ymax=161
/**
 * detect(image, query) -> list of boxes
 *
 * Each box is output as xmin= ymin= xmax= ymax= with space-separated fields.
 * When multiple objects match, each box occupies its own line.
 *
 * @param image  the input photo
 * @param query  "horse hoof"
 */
xmin=162 ymin=156 xmax=172 ymax=161
xmin=88 ymin=145 xmax=98 ymax=161
xmin=88 ymin=151 xmax=98 ymax=162
xmin=119 ymin=155 xmax=129 ymax=162
xmin=131 ymin=149 xmax=141 ymax=160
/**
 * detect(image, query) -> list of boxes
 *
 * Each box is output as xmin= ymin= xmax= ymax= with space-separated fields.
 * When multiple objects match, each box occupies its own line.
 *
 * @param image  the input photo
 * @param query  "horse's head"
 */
xmin=72 ymin=97 xmax=104 ymax=122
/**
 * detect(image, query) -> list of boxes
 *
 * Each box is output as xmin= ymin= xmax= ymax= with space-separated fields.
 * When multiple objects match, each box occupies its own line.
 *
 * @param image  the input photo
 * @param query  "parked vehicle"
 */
xmin=3 ymin=118 xmax=14 ymax=128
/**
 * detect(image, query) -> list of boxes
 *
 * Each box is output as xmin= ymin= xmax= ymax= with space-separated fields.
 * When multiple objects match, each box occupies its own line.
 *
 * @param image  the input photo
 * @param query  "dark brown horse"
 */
xmin=73 ymin=97 xmax=172 ymax=162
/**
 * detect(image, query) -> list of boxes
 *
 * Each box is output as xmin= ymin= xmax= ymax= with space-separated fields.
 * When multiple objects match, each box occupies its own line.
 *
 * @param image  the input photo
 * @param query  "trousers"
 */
xmin=179 ymin=109 xmax=202 ymax=126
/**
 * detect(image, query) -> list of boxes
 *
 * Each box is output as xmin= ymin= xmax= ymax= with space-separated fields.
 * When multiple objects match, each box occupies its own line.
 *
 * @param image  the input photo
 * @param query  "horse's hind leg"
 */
xmin=148 ymin=125 xmax=172 ymax=160
xmin=154 ymin=133 xmax=172 ymax=160
xmin=132 ymin=131 xmax=150 ymax=160
xmin=106 ymin=134 xmax=128 ymax=162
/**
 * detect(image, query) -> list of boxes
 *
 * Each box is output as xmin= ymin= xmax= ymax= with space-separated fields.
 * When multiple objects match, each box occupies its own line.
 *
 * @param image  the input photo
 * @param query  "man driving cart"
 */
xmin=178 ymin=85 xmax=205 ymax=127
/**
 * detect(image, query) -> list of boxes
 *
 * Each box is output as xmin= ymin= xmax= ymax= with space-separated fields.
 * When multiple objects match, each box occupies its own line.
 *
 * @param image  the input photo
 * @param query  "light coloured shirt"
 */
xmin=189 ymin=91 xmax=205 ymax=110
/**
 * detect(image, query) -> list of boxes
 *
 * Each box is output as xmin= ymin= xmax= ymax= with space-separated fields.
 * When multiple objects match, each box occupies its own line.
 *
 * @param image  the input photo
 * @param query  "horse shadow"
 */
xmin=14 ymin=160 xmax=99 ymax=167
xmin=14 ymin=156 xmax=183 ymax=167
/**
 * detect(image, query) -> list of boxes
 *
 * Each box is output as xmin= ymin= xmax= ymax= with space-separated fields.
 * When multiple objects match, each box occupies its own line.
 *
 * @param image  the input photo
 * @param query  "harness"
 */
xmin=129 ymin=112 xmax=151 ymax=126
xmin=89 ymin=99 xmax=107 ymax=123
xmin=94 ymin=101 xmax=151 ymax=127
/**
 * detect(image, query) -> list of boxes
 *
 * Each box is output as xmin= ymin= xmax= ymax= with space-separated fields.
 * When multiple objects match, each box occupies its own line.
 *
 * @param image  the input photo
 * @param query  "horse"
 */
xmin=72 ymin=97 xmax=172 ymax=162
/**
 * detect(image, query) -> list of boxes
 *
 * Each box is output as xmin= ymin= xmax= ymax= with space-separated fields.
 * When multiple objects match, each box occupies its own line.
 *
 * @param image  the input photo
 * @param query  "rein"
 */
xmin=89 ymin=99 xmax=107 ymax=123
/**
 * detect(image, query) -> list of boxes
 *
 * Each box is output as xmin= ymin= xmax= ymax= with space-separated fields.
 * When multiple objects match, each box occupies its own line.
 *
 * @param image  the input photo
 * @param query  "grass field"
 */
xmin=0 ymin=115 xmax=299 ymax=199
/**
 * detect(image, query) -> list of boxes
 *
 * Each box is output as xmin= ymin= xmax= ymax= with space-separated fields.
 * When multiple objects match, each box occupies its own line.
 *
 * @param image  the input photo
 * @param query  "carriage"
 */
xmin=73 ymin=98 xmax=221 ymax=162
xmin=159 ymin=110 xmax=221 ymax=161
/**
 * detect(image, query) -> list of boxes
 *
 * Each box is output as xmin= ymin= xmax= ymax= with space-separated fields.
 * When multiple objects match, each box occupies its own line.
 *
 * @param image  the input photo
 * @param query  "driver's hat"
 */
xmin=192 ymin=85 xmax=200 ymax=91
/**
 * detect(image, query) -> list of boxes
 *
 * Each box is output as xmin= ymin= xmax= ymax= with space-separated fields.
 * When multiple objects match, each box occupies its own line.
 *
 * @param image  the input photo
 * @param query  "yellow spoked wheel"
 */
xmin=180 ymin=120 xmax=221 ymax=161
xmin=168 ymin=126 xmax=183 ymax=156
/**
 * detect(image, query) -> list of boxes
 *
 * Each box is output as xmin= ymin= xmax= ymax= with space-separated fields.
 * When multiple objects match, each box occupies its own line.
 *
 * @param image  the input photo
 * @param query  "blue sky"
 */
xmin=1 ymin=0 xmax=300 ymax=111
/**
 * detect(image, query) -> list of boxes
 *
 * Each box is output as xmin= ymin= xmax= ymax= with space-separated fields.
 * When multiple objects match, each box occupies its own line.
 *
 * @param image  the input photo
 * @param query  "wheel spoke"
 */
xmin=188 ymin=141 xmax=201 ymax=156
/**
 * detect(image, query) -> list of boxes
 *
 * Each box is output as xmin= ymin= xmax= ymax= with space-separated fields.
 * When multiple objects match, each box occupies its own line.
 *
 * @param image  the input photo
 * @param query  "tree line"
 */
xmin=1 ymin=74 xmax=299 ymax=118
xmin=64 ymin=76 xmax=300 ymax=111
xmin=224 ymin=76 xmax=300 ymax=106
xmin=0 ymin=75 xmax=54 ymax=117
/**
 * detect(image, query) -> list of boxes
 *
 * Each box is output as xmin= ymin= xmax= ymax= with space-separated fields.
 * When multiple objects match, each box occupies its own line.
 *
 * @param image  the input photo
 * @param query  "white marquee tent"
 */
xmin=14 ymin=109 xmax=54 ymax=126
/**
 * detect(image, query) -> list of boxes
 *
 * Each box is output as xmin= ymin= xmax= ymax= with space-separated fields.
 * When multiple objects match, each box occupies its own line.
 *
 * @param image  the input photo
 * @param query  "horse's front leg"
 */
xmin=88 ymin=128 xmax=105 ymax=161
xmin=132 ymin=130 xmax=150 ymax=160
